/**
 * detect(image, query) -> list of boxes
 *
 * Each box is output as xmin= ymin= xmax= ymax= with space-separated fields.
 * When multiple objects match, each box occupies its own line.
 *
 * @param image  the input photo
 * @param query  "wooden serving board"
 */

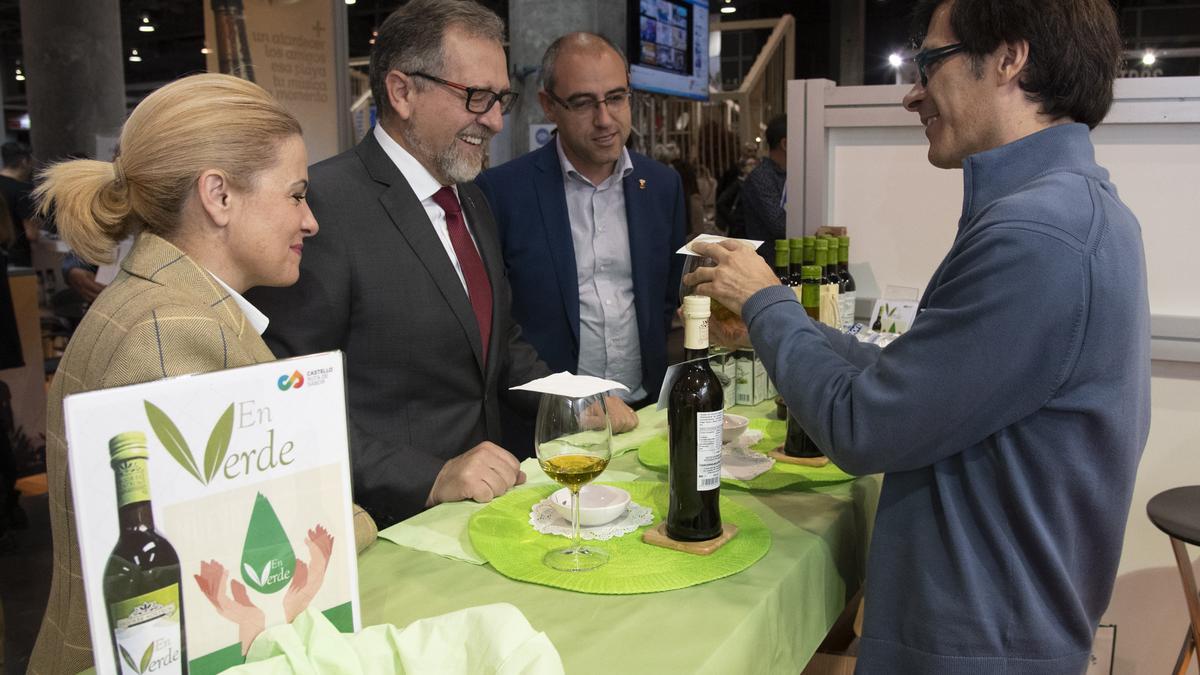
xmin=642 ymin=522 xmax=738 ymax=555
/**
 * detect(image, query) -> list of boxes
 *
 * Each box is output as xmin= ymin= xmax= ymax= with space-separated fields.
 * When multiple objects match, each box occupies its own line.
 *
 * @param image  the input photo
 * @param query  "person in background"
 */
xmin=27 ymin=73 xmax=376 ymax=674
xmin=61 ymin=251 xmax=105 ymax=304
xmin=248 ymin=0 xmax=551 ymax=528
xmin=0 ymin=195 xmax=24 ymax=548
xmin=686 ymin=0 xmax=1148 ymax=671
xmin=0 ymin=142 xmax=40 ymax=268
xmin=475 ymin=32 xmax=684 ymax=451
xmin=739 ymin=114 xmax=787 ymax=262
xmin=714 ymin=140 xmax=759 ymax=212
xmin=715 ymin=155 xmax=756 ymax=237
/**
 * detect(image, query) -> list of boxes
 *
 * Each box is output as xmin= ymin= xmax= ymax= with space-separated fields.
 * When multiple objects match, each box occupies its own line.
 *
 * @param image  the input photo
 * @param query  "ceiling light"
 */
xmin=129 ymin=49 xmax=142 ymax=63
xmin=720 ymin=5 xmax=736 ymax=13
xmin=345 ymin=0 xmax=356 ymax=4
xmin=200 ymin=44 xmax=210 ymax=55
xmin=14 ymin=68 xmax=24 ymax=82
xmin=888 ymin=53 xmax=903 ymax=68
xmin=1142 ymin=51 xmax=1156 ymax=66
xmin=139 ymin=14 xmax=155 ymax=32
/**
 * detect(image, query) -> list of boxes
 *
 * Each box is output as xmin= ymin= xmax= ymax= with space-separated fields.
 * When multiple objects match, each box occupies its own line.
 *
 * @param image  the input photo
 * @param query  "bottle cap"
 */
xmin=814 ymin=238 xmax=828 ymax=250
xmin=839 ymin=235 xmax=850 ymax=246
xmin=801 ymin=265 xmax=821 ymax=279
xmin=774 ymin=239 xmax=789 ymax=251
xmin=682 ymin=294 xmax=711 ymax=318
xmin=109 ymin=431 xmax=149 ymax=464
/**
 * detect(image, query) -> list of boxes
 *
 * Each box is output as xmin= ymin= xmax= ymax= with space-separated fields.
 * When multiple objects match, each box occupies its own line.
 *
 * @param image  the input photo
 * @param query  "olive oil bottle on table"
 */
xmin=784 ymin=266 xmax=826 ymax=459
xmin=103 ymin=431 xmax=187 ymax=674
xmin=667 ymin=295 xmax=724 ymax=541
xmin=838 ymin=236 xmax=857 ymax=331
xmin=773 ymin=240 xmax=791 ymax=285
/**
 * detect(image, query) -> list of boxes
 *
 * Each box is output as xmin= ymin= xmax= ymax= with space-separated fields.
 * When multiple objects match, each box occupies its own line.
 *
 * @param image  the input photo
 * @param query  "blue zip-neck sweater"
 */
xmin=743 ymin=123 xmax=1151 ymax=673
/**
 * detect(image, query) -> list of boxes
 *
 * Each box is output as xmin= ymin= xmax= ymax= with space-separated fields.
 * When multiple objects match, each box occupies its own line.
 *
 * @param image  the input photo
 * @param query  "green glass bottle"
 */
xmin=774 ymin=240 xmax=790 ymax=285
xmin=838 ymin=236 xmax=858 ymax=330
xmin=103 ymin=432 xmax=187 ymax=674
xmin=822 ymin=237 xmax=843 ymax=291
xmin=802 ymin=236 xmax=816 ymax=268
xmin=800 ymin=264 xmax=821 ymax=320
xmin=784 ymin=265 xmax=825 ymax=458
xmin=788 ymin=238 xmax=804 ymax=287
xmin=813 ymin=239 xmax=830 ymax=285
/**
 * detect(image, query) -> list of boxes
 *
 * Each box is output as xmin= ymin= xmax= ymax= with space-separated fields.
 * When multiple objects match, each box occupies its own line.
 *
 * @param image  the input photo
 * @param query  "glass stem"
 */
xmin=570 ymin=486 xmax=582 ymax=552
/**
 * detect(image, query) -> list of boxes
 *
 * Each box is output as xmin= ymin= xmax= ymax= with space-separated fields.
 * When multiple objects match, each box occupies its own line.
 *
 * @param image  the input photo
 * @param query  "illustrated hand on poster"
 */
xmin=194 ymin=560 xmax=265 ymax=655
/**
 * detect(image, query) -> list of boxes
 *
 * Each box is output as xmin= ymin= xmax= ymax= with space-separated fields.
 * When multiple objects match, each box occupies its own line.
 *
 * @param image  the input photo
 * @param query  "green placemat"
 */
xmin=637 ymin=418 xmax=855 ymax=490
xmin=468 ymin=481 xmax=770 ymax=594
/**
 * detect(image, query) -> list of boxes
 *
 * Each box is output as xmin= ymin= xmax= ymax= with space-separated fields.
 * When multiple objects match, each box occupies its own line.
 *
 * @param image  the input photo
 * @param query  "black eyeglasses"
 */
xmin=912 ymin=43 xmax=966 ymax=87
xmin=409 ymin=71 xmax=519 ymax=115
xmin=545 ymin=89 xmax=633 ymax=115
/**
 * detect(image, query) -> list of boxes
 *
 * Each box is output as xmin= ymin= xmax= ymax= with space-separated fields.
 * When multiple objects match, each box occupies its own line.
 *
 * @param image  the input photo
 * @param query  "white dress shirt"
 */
xmin=210 ymin=273 xmax=270 ymax=335
xmin=373 ymin=124 xmax=480 ymax=294
xmin=556 ymin=137 xmax=645 ymax=402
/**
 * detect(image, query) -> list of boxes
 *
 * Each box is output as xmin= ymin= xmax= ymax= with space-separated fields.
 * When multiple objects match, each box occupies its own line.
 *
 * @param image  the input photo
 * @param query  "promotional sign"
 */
xmin=65 ymin=352 xmax=359 ymax=675
xmin=204 ymin=0 xmax=343 ymax=162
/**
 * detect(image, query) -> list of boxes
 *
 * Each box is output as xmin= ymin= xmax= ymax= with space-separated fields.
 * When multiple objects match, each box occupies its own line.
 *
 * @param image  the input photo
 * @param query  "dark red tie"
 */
xmin=432 ymin=186 xmax=492 ymax=363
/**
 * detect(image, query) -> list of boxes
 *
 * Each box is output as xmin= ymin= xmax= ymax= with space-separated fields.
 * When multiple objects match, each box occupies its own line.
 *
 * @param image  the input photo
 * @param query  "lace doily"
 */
xmin=529 ymin=498 xmax=654 ymax=540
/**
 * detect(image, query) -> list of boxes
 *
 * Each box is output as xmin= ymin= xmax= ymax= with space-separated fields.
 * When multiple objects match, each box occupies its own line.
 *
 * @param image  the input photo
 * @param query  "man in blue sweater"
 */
xmin=688 ymin=0 xmax=1150 ymax=672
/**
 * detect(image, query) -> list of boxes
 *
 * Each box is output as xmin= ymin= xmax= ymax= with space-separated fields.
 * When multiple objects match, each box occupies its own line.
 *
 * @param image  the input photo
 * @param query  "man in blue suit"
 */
xmin=476 ymin=32 xmax=685 ymax=447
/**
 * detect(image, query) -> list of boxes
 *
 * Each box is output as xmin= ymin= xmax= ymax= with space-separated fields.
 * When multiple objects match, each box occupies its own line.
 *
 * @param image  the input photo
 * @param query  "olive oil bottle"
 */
xmin=103 ymin=432 xmax=187 ymax=674
xmin=667 ymin=295 xmax=724 ymax=541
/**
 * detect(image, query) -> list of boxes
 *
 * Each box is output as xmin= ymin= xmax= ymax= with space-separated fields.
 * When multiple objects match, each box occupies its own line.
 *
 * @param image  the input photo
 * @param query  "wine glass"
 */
xmin=679 ymin=252 xmax=743 ymax=344
xmin=535 ymin=392 xmax=614 ymax=572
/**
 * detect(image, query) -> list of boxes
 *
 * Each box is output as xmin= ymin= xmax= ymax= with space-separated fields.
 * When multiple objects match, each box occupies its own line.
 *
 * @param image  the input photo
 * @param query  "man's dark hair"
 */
xmin=1 ymin=142 xmax=31 ymax=168
xmin=912 ymin=0 xmax=1122 ymax=129
xmin=765 ymin=115 xmax=787 ymax=150
xmin=369 ymin=0 xmax=505 ymax=123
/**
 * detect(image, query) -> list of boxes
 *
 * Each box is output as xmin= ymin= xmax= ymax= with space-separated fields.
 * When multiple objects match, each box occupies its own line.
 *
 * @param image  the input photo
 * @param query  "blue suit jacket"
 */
xmin=475 ymin=141 xmax=686 ymax=403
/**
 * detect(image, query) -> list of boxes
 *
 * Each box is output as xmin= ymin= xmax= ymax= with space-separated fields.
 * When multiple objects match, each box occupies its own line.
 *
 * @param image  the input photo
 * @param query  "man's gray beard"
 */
xmin=401 ymin=122 xmax=489 ymax=184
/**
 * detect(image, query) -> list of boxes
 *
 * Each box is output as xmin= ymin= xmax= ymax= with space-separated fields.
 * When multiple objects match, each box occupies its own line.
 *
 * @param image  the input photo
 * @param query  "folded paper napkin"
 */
xmin=721 ymin=430 xmax=774 ymax=481
xmin=225 ymin=604 xmax=564 ymax=675
xmin=378 ymin=458 xmax=641 ymax=565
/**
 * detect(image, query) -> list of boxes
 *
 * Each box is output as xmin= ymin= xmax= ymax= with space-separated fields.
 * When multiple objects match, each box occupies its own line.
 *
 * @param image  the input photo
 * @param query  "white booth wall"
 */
xmin=785 ymin=77 xmax=1200 ymax=674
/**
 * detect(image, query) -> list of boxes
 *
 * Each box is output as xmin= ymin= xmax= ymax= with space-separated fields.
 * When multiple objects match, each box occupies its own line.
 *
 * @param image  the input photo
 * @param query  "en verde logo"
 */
xmin=118 ymin=642 xmax=154 ymax=674
xmin=240 ymin=493 xmax=296 ymax=593
xmin=144 ymin=401 xmax=234 ymax=486
xmin=118 ymin=638 xmax=178 ymax=674
xmin=277 ymin=370 xmax=304 ymax=391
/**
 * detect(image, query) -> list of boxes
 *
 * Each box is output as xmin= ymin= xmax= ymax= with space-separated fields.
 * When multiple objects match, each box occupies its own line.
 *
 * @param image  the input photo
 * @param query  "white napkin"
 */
xmin=510 ymin=372 xmax=629 ymax=398
xmin=676 ymin=233 xmax=764 ymax=256
xmin=721 ymin=430 xmax=775 ymax=481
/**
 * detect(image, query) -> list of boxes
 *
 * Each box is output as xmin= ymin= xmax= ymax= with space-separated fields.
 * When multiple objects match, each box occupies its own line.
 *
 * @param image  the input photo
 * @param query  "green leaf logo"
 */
xmin=139 ymin=642 xmax=154 ymax=673
xmin=144 ymin=401 xmax=235 ymax=486
xmin=119 ymin=645 xmax=137 ymax=673
xmin=203 ymin=404 xmax=235 ymax=483
xmin=240 ymin=492 xmax=296 ymax=593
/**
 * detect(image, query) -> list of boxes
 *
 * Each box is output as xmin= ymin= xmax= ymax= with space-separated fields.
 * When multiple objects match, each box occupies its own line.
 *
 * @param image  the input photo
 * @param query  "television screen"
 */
xmin=628 ymin=0 xmax=709 ymax=100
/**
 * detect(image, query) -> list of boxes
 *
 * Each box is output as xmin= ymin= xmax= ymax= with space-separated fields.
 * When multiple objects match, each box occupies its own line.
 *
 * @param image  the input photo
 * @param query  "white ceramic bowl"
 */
xmin=549 ymin=484 xmax=631 ymax=527
xmin=723 ymin=413 xmax=750 ymax=444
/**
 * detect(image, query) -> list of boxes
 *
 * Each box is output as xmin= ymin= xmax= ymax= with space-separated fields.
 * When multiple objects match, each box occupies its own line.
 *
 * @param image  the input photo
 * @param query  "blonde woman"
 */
xmin=27 ymin=74 xmax=375 ymax=674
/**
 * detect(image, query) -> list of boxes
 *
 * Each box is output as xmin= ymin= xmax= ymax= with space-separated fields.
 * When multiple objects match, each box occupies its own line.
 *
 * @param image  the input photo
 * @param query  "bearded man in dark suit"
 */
xmin=249 ymin=0 xmax=550 ymax=528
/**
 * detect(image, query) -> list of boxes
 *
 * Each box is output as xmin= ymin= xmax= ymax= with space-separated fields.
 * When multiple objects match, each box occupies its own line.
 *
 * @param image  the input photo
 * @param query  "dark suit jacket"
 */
xmin=474 ymin=142 xmax=685 ymax=405
xmin=248 ymin=131 xmax=548 ymax=528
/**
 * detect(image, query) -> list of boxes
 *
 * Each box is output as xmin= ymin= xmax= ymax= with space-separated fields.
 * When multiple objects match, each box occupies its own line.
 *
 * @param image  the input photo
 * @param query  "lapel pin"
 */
xmin=639 ymin=179 xmax=646 ymax=190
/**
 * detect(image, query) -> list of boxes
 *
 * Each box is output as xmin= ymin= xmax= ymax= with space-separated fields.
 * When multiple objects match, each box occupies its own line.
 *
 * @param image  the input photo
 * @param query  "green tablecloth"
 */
xmin=357 ymin=402 xmax=881 ymax=675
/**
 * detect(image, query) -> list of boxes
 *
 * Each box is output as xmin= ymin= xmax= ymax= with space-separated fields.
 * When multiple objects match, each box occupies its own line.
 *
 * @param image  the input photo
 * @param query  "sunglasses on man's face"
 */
xmin=912 ymin=42 xmax=966 ymax=87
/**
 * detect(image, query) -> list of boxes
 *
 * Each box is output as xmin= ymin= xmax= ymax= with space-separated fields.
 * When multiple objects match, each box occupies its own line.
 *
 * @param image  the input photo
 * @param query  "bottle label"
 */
xmin=109 ymin=583 xmax=184 ymax=674
xmin=696 ymin=410 xmax=723 ymax=491
xmin=840 ymin=291 xmax=857 ymax=331
xmin=683 ymin=315 xmax=709 ymax=351
xmin=113 ymin=459 xmax=151 ymax=508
